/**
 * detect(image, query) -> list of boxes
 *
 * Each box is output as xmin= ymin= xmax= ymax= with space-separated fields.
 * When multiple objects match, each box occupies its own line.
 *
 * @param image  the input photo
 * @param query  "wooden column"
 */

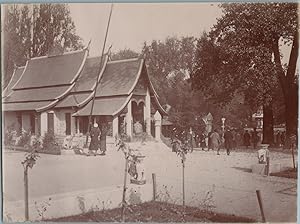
xmin=144 ymin=88 xmax=151 ymax=135
xmin=126 ymin=100 xmax=132 ymax=139
xmin=112 ymin=116 xmax=119 ymax=138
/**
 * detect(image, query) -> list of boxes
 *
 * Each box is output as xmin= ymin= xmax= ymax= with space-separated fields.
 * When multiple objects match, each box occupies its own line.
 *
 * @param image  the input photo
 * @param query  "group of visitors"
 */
xmin=243 ymin=128 xmax=260 ymax=149
xmin=88 ymin=123 xmax=107 ymax=156
xmin=204 ymin=128 xmax=234 ymax=155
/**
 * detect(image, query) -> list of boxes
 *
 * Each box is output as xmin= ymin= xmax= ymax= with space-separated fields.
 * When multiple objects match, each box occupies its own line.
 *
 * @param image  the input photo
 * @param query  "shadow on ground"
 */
xmin=231 ymin=167 xmax=252 ymax=173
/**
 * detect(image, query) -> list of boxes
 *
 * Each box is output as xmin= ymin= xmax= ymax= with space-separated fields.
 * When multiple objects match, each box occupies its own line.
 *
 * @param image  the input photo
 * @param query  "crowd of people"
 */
xmin=172 ymin=126 xmax=287 ymax=156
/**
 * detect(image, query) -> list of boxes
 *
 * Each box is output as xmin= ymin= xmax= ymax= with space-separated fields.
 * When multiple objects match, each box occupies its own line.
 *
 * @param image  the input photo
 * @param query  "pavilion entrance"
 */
xmin=131 ymin=100 xmax=145 ymax=135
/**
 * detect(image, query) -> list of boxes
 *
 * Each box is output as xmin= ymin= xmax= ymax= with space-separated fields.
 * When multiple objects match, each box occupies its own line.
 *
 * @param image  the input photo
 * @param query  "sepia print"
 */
xmin=1 ymin=2 xmax=298 ymax=223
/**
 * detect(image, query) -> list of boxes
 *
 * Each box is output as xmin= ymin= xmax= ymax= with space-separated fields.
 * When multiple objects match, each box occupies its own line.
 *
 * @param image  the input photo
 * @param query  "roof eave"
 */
xmin=90 ymin=54 xmax=109 ymax=91
xmin=10 ymin=61 xmax=29 ymax=92
xmin=70 ymin=49 xmax=89 ymax=84
xmin=112 ymin=93 xmax=133 ymax=117
xmin=127 ymin=59 xmax=144 ymax=95
xmin=36 ymin=99 xmax=59 ymax=112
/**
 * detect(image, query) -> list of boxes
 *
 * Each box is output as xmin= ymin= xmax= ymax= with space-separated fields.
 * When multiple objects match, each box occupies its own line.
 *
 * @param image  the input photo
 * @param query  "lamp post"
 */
xmin=221 ymin=117 xmax=226 ymax=138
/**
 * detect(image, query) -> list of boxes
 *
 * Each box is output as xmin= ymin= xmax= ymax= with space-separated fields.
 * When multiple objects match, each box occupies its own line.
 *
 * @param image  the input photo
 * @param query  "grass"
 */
xmin=48 ymin=201 xmax=255 ymax=222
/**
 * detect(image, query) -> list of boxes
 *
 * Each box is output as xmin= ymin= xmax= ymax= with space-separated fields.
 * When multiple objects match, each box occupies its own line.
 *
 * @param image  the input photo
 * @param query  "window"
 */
xmin=65 ymin=113 xmax=71 ymax=135
xmin=79 ymin=117 xmax=89 ymax=134
xmin=47 ymin=113 xmax=54 ymax=134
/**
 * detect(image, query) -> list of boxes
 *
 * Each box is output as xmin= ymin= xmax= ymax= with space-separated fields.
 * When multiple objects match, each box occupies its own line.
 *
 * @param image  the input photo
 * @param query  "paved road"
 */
xmin=3 ymin=142 xmax=297 ymax=222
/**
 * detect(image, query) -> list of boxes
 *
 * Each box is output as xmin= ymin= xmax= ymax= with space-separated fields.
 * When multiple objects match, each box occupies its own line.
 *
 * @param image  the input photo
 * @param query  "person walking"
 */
xmin=207 ymin=131 xmax=213 ymax=151
xmin=224 ymin=128 xmax=234 ymax=155
xmin=88 ymin=123 xmax=100 ymax=156
xmin=210 ymin=129 xmax=222 ymax=155
xmin=243 ymin=130 xmax=251 ymax=149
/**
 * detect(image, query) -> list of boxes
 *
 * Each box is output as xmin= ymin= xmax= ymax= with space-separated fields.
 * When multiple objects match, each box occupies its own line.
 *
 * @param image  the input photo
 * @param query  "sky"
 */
xmin=69 ymin=3 xmax=223 ymax=56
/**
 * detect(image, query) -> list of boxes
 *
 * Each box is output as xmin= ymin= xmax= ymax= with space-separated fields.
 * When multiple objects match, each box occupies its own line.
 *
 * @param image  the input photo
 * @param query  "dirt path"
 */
xmin=140 ymin=142 xmax=297 ymax=222
xmin=3 ymin=141 xmax=297 ymax=222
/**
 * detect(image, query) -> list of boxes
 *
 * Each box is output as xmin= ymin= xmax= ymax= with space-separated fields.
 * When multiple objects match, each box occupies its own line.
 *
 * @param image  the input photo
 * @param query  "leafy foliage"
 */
xmin=4 ymin=126 xmax=17 ymax=146
xmin=3 ymin=4 xmax=83 ymax=87
xmin=17 ymin=131 xmax=31 ymax=147
xmin=22 ymin=150 xmax=40 ymax=169
xmin=42 ymin=132 xmax=59 ymax=151
xmin=110 ymin=49 xmax=139 ymax=61
xmin=191 ymin=3 xmax=298 ymax=137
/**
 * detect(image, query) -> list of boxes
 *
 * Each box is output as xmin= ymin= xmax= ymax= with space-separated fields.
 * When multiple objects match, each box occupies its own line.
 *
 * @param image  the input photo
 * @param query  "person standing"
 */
xmin=243 ymin=130 xmax=251 ymax=149
xmin=187 ymin=127 xmax=196 ymax=152
xmin=99 ymin=122 xmax=108 ymax=155
xmin=88 ymin=123 xmax=100 ymax=156
xmin=224 ymin=128 xmax=234 ymax=155
xmin=232 ymin=129 xmax=237 ymax=150
xmin=252 ymin=128 xmax=259 ymax=149
xmin=210 ymin=129 xmax=222 ymax=155
xmin=281 ymin=131 xmax=286 ymax=148
xmin=276 ymin=131 xmax=282 ymax=147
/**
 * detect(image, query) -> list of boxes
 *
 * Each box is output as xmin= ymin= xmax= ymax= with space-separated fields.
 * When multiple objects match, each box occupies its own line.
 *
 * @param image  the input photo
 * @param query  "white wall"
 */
xmin=40 ymin=112 xmax=47 ymax=136
xmin=54 ymin=109 xmax=76 ymax=136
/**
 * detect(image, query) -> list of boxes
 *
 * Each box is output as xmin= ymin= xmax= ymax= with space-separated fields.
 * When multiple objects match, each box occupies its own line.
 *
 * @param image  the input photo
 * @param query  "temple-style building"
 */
xmin=2 ymin=46 xmax=167 ymax=141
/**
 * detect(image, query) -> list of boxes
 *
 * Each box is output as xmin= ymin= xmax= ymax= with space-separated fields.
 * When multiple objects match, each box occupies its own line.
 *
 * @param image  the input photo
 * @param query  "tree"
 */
xmin=142 ymin=36 xmax=203 ymax=131
xmin=110 ymin=48 xmax=139 ymax=61
xmin=192 ymin=3 xmax=298 ymax=143
xmin=3 ymin=4 xmax=83 ymax=87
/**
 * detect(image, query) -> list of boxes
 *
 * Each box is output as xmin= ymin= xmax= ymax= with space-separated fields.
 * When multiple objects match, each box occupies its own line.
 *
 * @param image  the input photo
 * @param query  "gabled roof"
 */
xmin=2 ymin=66 xmax=25 ymax=98
xmin=55 ymin=55 xmax=108 ymax=108
xmin=3 ymin=101 xmax=54 ymax=111
xmin=13 ymin=50 xmax=87 ymax=90
xmin=3 ymin=85 xmax=72 ymax=103
xmin=3 ymin=48 xmax=88 ymax=112
xmin=54 ymin=92 xmax=92 ymax=108
xmin=74 ymin=57 xmax=167 ymax=116
xmin=73 ymin=95 xmax=131 ymax=116
xmin=71 ymin=56 xmax=106 ymax=93
xmin=95 ymin=58 xmax=142 ymax=97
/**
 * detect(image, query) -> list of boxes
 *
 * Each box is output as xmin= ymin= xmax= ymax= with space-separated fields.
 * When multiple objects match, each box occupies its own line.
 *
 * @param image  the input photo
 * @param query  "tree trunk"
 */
xmin=262 ymin=105 xmax=274 ymax=145
xmin=285 ymin=86 xmax=298 ymax=138
xmin=272 ymin=32 xmax=298 ymax=142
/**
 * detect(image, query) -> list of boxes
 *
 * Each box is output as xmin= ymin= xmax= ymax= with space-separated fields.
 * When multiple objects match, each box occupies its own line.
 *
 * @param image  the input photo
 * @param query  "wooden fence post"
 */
xmin=121 ymin=155 xmax=129 ymax=222
xmin=256 ymin=190 xmax=266 ymax=223
xmin=152 ymin=173 xmax=157 ymax=201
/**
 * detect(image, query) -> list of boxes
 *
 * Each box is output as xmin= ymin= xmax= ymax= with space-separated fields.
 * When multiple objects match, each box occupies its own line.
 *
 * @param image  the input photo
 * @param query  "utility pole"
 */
xmin=85 ymin=4 xmax=114 ymax=147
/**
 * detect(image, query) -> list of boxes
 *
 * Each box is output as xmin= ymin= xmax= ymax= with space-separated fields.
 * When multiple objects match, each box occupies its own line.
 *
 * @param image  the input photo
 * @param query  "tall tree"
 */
xmin=192 ymin=3 xmax=298 ymax=143
xmin=3 ymin=4 xmax=83 ymax=87
xmin=142 ymin=36 xmax=200 ymax=130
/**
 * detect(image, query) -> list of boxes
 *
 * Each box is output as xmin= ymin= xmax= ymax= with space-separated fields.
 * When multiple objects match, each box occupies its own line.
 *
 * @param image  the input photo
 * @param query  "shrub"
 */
xmin=4 ymin=126 xmax=16 ymax=146
xmin=42 ymin=132 xmax=60 ymax=152
xmin=17 ymin=131 xmax=31 ymax=147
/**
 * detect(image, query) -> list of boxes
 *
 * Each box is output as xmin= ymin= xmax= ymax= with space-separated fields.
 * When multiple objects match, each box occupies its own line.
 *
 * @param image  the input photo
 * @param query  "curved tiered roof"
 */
xmin=3 ymin=48 xmax=88 ymax=112
xmin=3 ymin=50 xmax=167 ymax=116
xmin=2 ymin=66 xmax=25 ymax=98
xmin=74 ymin=58 xmax=167 ymax=116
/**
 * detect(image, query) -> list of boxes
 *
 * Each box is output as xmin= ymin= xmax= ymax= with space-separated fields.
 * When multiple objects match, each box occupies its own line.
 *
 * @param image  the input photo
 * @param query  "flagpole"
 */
xmin=85 ymin=3 xmax=114 ymax=147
